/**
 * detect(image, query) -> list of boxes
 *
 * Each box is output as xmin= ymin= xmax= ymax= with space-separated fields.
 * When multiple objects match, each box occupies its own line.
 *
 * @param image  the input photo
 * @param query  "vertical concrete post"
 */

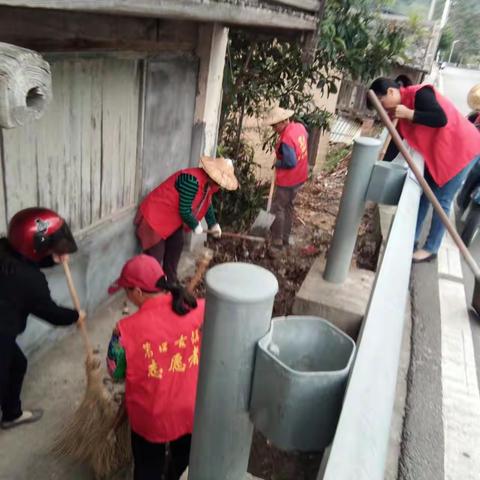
xmin=323 ymin=137 xmax=381 ymax=283
xmin=186 ymin=23 xmax=229 ymax=252
xmin=190 ymin=23 xmax=229 ymax=163
xmin=189 ymin=263 xmax=279 ymax=480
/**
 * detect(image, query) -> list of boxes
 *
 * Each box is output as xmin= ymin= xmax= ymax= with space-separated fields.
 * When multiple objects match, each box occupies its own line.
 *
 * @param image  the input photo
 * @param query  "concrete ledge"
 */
xmin=181 ymin=469 xmax=262 ymax=479
xmin=293 ymin=257 xmax=375 ymax=339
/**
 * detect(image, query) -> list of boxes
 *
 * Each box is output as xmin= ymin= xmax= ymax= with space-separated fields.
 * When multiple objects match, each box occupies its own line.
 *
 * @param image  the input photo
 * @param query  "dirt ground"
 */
xmin=193 ymin=150 xmax=381 ymax=315
xmin=189 ymin=149 xmax=382 ymax=480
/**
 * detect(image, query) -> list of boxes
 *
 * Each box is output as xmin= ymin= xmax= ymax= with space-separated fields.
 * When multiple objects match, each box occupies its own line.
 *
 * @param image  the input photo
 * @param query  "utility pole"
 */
xmin=448 ymin=39 xmax=460 ymax=63
xmin=428 ymin=0 xmax=437 ymax=21
xmin=440 ymin=0 xmax=452 ymax=29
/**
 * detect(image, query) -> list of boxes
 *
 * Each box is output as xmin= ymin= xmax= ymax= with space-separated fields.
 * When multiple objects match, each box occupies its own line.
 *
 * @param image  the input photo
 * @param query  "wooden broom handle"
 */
xmin=266 ymin=170 xmax=276 ymax=213
xmin=186 ymin=249 xmax=213 ymax=295
xmin=61 ymin=258 xmax=94 ymax=358
xmin=367 ymin=90 xmax=480 ymax=278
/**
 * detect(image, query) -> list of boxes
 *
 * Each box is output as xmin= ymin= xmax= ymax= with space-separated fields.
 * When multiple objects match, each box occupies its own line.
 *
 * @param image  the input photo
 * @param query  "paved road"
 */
xmin=399 ymin=67 xmax=480 ymax=480
xmin=440 ymin=66 xmax=480 ymax=115
xmin=443 ymin=66 xmax=480 ymax=392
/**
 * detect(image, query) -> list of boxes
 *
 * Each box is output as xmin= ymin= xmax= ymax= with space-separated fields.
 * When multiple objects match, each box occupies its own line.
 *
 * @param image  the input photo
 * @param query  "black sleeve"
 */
xmin=28 ymin=271 xmax=78 ymax=326
xmin=383 ymin=138 xmax=399 ymax=162
xmin=413 ymin=87 xmax=448 ymax=127
xmin=468 ymin=112 xmax=478 ymax=124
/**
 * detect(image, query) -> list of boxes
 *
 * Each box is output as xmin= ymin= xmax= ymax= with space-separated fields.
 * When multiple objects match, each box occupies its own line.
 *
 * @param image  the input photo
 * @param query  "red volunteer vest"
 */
xmin=140 ymin=168 xmax=219 ymax=239
xmin=275 ymin=122 xmax=309 ymax=187
xmin=118 ymin=295 xmax=205 ymax=443
xmin=398 ymin=85 xmax=480 ymax=187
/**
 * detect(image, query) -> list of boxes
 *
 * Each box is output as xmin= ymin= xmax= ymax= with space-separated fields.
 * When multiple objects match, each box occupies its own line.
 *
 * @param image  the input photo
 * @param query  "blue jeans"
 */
xmin=415 ymin=162 xmax=474 ymax=253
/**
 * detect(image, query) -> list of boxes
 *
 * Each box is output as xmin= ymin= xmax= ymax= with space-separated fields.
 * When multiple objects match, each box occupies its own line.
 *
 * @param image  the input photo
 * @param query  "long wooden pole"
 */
xmin=367 ymin=90 xmax=480 ymax=278
xmin=61 ymin=258 xmax=94 ymax=358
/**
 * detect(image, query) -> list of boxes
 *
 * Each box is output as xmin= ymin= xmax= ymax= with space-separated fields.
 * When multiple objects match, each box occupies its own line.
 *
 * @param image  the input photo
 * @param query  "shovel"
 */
xmin=368 ymin=90 xmax=480 ymax=316
xmin=250 ymin=170 xmax=276 ymax=237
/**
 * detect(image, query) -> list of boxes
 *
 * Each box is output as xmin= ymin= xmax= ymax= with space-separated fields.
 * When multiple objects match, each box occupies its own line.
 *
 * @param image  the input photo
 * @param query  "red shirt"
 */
xmin=398 ymin=85 xmax=480 ymax=186
xmin=275 ymin=122 xmax=309 ymax=187
xmin=118 ymin=295 xmax=204 ymax=442
xmin=139 ymin=168 xmax=219 ymax=239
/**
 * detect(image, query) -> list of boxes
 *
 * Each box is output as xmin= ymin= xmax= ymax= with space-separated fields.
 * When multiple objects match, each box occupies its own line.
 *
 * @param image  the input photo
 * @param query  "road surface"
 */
xmin=399 ymin=66 xmax=480 ymax=480
xmin=440 ymin=66 xmax=480 ymax=115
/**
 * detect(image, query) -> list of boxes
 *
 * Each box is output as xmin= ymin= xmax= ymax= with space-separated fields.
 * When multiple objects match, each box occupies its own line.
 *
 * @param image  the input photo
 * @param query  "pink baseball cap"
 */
xmin=108 ymin=254 xmax=165 ymax=294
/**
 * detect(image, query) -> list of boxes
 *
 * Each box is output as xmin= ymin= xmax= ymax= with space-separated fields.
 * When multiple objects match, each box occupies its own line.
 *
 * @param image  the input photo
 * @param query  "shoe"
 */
xmin=1 ymin=409 xmax=43 ymax=429
xmin=271 ymin=239 xmax=283 ymax=249
xmin=412 ymin=249 xmax=437 ymax=263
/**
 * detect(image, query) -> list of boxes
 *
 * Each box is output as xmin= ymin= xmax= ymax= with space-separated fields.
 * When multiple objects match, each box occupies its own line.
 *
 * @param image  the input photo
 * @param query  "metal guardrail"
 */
xmin=318 ymin=151 xmax=424 ymax=480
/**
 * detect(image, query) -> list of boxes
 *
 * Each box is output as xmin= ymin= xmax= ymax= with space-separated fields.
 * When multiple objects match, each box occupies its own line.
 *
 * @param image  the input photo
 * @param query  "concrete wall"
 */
xmin=312 ymin=78 xmax=342 ymax=173
xmin=141 ymin=54 xmax=199 ymax=196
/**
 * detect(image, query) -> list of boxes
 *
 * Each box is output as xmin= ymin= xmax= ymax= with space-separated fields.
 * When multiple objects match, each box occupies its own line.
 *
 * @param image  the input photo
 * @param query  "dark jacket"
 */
xmin=0 ymin=239 xmax=77 ymax=337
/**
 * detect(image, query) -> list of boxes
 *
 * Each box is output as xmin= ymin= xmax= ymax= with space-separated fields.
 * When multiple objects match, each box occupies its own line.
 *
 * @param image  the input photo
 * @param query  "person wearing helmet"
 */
xmin=106 ymin=255 xmax=204 ymax=480
xmin=0 ymin=207 xmax=84 ymax=430
xmin=135 ymin=156 xmax=238 ymax=284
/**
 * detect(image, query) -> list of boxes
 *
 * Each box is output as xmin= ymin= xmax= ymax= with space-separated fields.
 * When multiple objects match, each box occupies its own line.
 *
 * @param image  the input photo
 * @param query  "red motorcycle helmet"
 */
xmin=7 ymin=207 xmax=77 ymax=262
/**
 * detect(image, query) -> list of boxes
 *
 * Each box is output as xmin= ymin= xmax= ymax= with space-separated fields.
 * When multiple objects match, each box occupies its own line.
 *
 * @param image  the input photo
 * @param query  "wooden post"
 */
xmin=0 ymin=42 xmax=52 ymax=129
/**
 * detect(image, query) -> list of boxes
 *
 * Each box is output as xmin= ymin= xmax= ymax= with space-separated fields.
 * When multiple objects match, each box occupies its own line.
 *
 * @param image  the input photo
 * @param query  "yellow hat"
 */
xmin=200 ymin=156 xmax=239 ymax=191
xmin=467 ymin=84 xmax=480 ymax=111
xmin=263 ymin=105 xmax=294 ymax=126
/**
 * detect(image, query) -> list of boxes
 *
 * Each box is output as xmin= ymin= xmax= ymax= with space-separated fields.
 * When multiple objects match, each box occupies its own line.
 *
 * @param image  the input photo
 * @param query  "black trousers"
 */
xmin=0 ymin=335 xmax=27 ymax=422
xmin=131 ymin=430 xmax=191 ymax=480
xmin=145 ymin=227 xmax=185 ymax=284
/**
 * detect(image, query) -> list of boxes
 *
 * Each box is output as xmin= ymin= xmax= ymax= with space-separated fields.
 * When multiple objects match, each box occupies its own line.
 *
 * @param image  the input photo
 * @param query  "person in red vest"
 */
xmin=107 ymin=254 xmax=204 ymax=480
xmin=265 ymin=105 xmax=309 ymax=249
xmin=456 ymin=84 xmax=480 ymax=212
xmin=136 ymin=157 xmax=238 ymax=283
xmin=368 ymin=78 xmax=480 ymax=263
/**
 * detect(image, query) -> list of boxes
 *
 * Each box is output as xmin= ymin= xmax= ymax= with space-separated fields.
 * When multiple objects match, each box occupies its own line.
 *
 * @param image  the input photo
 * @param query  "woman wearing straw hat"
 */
xmin=135 ymin=157 xmax=238 ymax=283
xmin=467 ymin=84 xmax=480 ymax=132
xmin=106 ymin=254 xmax=204 ymax=480
xmin=265 ymin=105 xmax=309 ymax=249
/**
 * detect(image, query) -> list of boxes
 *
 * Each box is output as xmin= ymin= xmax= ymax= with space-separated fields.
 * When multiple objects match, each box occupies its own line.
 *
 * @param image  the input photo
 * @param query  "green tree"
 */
xmin=445 ymin=0 xmax=480 ymax=65
xmin=216 ymin=0 xmax=407 ymax=229
xmin=438 ymin=25 xmax=454 ymax=53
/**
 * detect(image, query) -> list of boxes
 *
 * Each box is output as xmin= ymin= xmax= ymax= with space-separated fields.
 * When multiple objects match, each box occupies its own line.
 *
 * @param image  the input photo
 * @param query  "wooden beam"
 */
xmin=0 ymin=130 xmax=7 ymax=234
xmin=267 ymin=0 xmax=321 ymax=13
xmin=0 ymin=6 xmax=198 ymax=53
xmin=0 ymin=1 xmax=317 ymax=31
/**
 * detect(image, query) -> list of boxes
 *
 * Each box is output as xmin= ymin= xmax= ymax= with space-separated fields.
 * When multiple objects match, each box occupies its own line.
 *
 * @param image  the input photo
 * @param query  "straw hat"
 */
xmin=264 ymin=105 xmax=294 ymax=126
xmin=200 ymin=156 xmax=239 ymax=191
xmin=467 ymin=84 xmax=480 ymax=111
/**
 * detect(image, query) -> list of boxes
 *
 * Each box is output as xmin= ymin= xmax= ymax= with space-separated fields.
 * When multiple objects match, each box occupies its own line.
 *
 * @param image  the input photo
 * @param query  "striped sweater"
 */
xmin=175 ymin=173 xmax=217 ymax=230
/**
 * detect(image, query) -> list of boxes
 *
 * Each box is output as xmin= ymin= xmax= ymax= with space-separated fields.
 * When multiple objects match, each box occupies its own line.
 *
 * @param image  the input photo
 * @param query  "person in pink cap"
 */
xmin=106 ymin=255 xmax=205 ymax=480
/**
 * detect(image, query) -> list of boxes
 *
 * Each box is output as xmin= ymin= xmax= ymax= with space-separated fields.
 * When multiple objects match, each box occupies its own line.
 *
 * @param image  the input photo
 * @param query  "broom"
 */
xmin=51 ymin=258 xmax=130 ymax=478
xmin=83 ymin=248 xmax=214 ymax=478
